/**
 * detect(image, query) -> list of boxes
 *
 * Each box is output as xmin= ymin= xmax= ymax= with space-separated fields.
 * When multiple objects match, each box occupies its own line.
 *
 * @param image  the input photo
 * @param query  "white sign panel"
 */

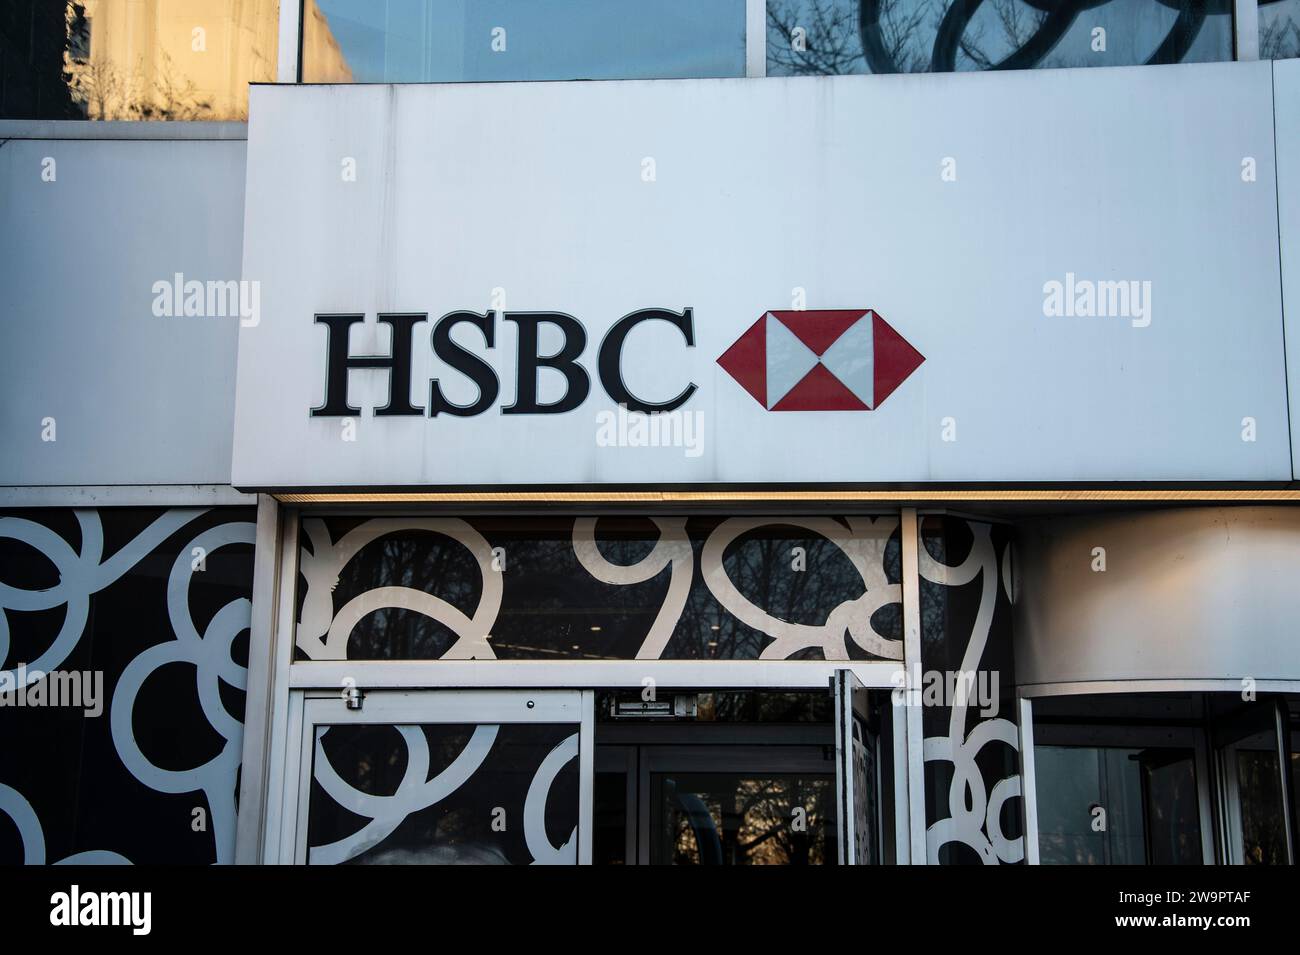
xmin=233 ymin=63 xmax=1288 ymax=488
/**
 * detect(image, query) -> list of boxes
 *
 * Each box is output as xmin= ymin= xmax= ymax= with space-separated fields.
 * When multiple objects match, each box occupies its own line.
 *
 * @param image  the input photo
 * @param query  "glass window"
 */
xmin=1035 ymin=744 xmax=1202 ymax=864
xmin=307 ymin=722 xmax=580 ymax=864
xmin=0 ymin=506 xmax=258 ymax=864
xmin=1261 ymin=0 xmax=1300 ymax=58
xmin=649 ymin=771 xmax=837 ymax=864
xmin=1 ymin=1 xmax=279 ymax=121
xmin=592 ymin=771 xmax=630 ymax=864
xmin=766 ymin=0 xmax=1233 ymax=75
xmin=1235 ymin=749 xmax=1288 ymax=864
xmin=300 ymin=0 xmax=747 ymax=83
xmin=295 ymin=514 xmax=902 ymax=662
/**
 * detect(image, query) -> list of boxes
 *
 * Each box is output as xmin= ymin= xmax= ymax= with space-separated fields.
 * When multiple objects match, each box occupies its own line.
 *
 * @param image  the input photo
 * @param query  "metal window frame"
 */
xmin=746 ymin=0 xmax=767 ymax=77
xmin=282 ymin=1 xmax=304 ymax=83
xmin=244 ymin=506 xmax=303 ymax=864
xmin=276 ymin=688 xmax=592 ymax=864
xmin=899 ymin=506 xmax=928 ymax=863
xmin=1236 ymin=0 xmax=1261 ymax=61
xmin=235 ymin=495 xmax=288 ymax=863
xmin=1020 ymin=679 xmax=1300 ymax=699
xmin=1017 ymin=698 xmax=1041 ymax=865
xmin=287 ymin=659 xmax=903 ymax=690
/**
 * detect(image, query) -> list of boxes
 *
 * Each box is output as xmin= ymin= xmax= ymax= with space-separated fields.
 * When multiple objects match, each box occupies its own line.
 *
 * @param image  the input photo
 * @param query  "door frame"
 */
xmin=834 ymin=668 xmax=879 ymax=865
xmin=1211 ymin=699 xmax=1296 ymax=865
xmin=275 ymin=688 xmax=595 ymax=865
xmin=238 ymin=504 xmax=924 ymax=864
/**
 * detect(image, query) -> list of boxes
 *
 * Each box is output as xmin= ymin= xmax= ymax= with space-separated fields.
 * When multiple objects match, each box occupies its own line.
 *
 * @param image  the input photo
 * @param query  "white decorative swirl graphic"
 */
xmin=701 ymin=516 xmax=903 ymax=660
xmin=110 ymin=519 xmax=255 ymax=865
xmin=918 ymin=521 xmax=1023 ymax=865
xmin=0 ymin=784 xmax=130 ymax=865
xmin=308 ymin=725 xmax=579 ymax=866
xmin=0 ymin=509 xmax=198 ymax=687
xmin=297 ymin=517 xmax=501 ymax=660
xmin=572 ymin=517 xmax=693 ymax=659
xmin=1 ymin=508 xmax=254 ymax=865
xmin=524 ymin=733 xmax=580 ymax=865
xmin=309 ymin=723 xmax=498 ymax=865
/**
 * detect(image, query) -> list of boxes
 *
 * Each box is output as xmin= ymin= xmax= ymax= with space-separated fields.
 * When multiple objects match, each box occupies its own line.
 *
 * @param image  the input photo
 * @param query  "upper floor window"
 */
xmin=1261 ymin=0 xmax=1300 ymax=58
xmin=299 ymin=0 xmax=747 ymax=83
xmin=766 ymin=0 xmax=1239 ymax=75
xmin=0 ymin=0 xmax=278 ymax=121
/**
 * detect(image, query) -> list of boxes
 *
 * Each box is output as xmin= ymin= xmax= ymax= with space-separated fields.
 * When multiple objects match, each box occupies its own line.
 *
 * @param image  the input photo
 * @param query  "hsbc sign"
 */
xmin=312 ymin=307 xmax=923 ymax=418
xmin=232 ymin=78 xmax=1290 ymax=488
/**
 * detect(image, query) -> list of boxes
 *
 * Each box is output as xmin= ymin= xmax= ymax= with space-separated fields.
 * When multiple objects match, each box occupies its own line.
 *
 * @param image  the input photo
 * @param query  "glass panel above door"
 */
xmin=294 ymin=515 xmax=903 ymax=661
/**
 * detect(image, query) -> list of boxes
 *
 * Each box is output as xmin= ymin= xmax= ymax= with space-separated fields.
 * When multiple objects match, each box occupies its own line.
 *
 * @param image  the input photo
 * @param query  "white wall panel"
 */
xmin=0 ymin=138 xmax=247 ymax=486
xmin=1016 ymin=507 xmax=1300 ymax=686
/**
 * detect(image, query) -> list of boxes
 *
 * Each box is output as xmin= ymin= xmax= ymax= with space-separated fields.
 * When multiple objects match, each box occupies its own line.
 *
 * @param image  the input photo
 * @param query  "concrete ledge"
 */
xmin=0 ymin=485 xmax=255 ymax=507
xmin=0 ymin=120 xmax=247 ymax=141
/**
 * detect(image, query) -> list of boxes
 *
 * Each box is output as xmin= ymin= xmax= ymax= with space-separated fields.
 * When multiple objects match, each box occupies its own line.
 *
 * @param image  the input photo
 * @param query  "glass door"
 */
xmin=1032 ymin=722 xmax=1213 ymax=864
xmin=639 ymin=745 xmax=839 ymax=864
xmin=279 ymin=689 xmax=593 ymax=864
xmin=1212 ymin=700 xmax=1295 ymax=865
xmin=834 ymin=669 xmax=880 ymax=865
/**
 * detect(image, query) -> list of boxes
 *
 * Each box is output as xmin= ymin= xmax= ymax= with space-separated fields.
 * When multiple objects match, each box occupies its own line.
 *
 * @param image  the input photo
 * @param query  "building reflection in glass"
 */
xmin=2 ymin=0 xmax=296 ymax=120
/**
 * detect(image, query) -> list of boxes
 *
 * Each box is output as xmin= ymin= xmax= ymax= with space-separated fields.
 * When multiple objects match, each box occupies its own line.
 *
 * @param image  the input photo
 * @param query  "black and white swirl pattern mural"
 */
xmin=294 ymin=516 xmax=904 ymax=661
xmin=0 ymin=507 xmax=256 ymax=865
xmin=919 ymin=515 xmax=1023 ymax=865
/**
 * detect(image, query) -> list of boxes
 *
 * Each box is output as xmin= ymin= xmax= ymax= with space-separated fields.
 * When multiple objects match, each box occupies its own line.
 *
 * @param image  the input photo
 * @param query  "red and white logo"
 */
xmin=717 ymin=309 xmax=924 ymax=411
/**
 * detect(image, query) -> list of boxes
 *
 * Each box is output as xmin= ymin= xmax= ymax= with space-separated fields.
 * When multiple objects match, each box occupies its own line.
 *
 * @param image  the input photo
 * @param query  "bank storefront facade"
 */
xmin=2 ymin=0 xmax=1300 ymax=866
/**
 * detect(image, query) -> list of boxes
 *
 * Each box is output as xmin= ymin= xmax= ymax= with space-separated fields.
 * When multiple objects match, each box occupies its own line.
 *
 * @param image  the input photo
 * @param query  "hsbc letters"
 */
xmin=311 ymin=307 xmax=697 ymax=418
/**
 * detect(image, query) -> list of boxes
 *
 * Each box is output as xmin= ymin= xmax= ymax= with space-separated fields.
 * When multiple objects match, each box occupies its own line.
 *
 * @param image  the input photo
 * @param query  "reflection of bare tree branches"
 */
xmin=767 ymin=0 xmax=869 ymax=74
xmin=66 ymin=47 xmax=215 ymax=120
xmin=767 ymin=0 xmax=967 ymax=74
xmin=69 ymin=56 xmax=130 ymax=121
xmin=767 ymin=0 xmax=1226 ymax=75
xmin=959 ymin=0 xmax=1047 ymax=68
xmin=767 ymin=0 xmax=937 ymax=73
xmin=320 ymin=517 xmax=897 ymax=662
xmin=60 ymin=0 xmax=262 ymax=120
xmin=992 ymin=0 xmax=1048 ymax=49
xmin=1260 ymin=10 xmax=1300 ymax=60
